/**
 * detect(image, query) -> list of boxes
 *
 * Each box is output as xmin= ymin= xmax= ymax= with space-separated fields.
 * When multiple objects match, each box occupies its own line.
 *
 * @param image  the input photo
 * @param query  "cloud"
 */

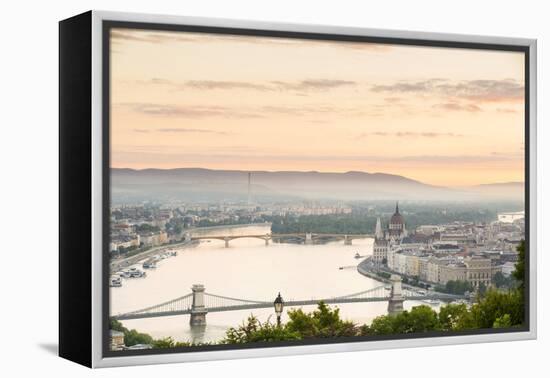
xmin=372 ymin=78 xmax=524 ymax=103
xmin=118 ymin=102 xmax=364 ymax=119
xmin=139 ymin=78 xmax=356 ymax=92
xmin=384 ymin=97 xmax=403 ymax=103
xmin=432 ymin=103 xmax=482 ymax=112
xmin=271 ymin=79 xmax=356 ymax=91
xmin=439 ymin=79 xmax=524 ymax=102
xmin=110 ymin=29 xmax=391 ymax=52
xmin=119 ymin=103 xmax=263 ymax=119
xmin=184 ymin=80 xmax=271 ymax=91
xmin=363 ymin=131 xmax=464 ymax=138
xmin=149 ymin=78 xmax=171 ymax=85
xmin=372 ymin=79 xmax=445 ymax=93
xmin=133 ymin=127 xmax=229 ymax=134
xmin=157 ymin=128 xmax=231 ymax=135
xmin=260 ymin=104 xmax=355 ymax=117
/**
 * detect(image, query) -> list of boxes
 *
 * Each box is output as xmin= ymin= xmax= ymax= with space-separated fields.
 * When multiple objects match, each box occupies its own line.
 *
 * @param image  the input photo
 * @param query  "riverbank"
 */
xmin=109 ymin=222 xmax=270 ymax=273
xmin=357 ymin=258 xmax=392 ymax=285
xmin=357 ymin=258 xmax=435 ymax=293
xmin=110 ymin=240 xmax=199 ymax=273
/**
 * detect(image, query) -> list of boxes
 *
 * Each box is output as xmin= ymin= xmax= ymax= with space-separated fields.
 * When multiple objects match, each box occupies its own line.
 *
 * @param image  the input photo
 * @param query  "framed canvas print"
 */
xmin=59 ymin=10 xmax=537 ymax=368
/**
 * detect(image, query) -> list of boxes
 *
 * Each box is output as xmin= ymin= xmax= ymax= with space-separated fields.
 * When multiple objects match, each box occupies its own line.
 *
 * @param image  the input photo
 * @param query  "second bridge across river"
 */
xmin=186 ymin=232 xmax=375 ymax=247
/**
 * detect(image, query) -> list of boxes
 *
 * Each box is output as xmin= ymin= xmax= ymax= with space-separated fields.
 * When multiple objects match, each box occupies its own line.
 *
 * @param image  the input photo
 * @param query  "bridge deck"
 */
xmin=113 ymin=294 xmax=462 ymax=320
xmin=189 ymin=233 xmax=375 ymax=240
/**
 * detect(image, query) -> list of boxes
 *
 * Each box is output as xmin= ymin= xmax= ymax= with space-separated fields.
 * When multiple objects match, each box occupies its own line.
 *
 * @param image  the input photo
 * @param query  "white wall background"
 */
xmin=0 ymin=0 xmax=546 ymax=376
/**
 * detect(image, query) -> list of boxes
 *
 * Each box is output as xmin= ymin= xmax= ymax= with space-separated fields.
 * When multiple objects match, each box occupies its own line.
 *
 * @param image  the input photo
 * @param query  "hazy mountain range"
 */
xmin=111 ymin=168 xmax=524 ymax=203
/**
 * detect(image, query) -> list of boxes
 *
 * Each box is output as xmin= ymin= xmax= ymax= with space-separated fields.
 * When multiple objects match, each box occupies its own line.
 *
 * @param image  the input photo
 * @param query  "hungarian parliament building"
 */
xmin=370 ymin=202 xmax=524 ymax=289
xmin=372 ymin=202 xmax=407 ymax=263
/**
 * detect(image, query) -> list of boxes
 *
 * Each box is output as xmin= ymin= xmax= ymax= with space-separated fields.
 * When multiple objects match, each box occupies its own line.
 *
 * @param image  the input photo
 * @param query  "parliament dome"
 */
xmin=390 ymin=202 xmax=404 ymax=225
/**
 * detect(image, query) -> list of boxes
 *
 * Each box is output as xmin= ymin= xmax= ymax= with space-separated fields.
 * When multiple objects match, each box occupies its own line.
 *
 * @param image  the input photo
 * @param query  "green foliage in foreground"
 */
xmin=365 ymin=288 xmax=524 ymax=335
xmin=220 ymin=287 xmax=524 ymax=344
xmin=222 ymin=302 xmax=357 ymax=344
xmin=223 ymin=316 xmax=302 ymax=344
xmin=286 ymin=302 xmax=358 ymax=338
xmin=513 ymin=240 xmax=526 ymax=291
xmin=152 ymin=337 xmax=197 ymax=349
xmin=492 ymin=271 xmax=517 ymax=289
xmin=363 ymin=305 xmax=442 ymax=335
xmin=110 ymin=319 xmax=153 ymax=346
xmin=110 ymin=319 xmax=206 ymax=348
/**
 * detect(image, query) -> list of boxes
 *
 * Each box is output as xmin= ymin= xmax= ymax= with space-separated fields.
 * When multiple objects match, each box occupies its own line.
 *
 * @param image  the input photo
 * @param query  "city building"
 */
xmin=110 ymin=234 xmax=140 ymax=252
xmin=439 ymin=263 xmax=467 ymax=284
xmin=464 ymin=256 xmax=492 ymax=288
xmin=431 ymin=241 xmax=461 ymax=254
xmin=138 ymin=231 xmax=168 ymax=247
xmin=110 ymin=330 xmax=125 ymax=351
xmin=439 ymin=232 xmax=476 ymax=246
xmin=418 ymin=257 xmax=430 ymax=282
xmin=416 ymin=225 xmax=441 ymax=236
xmin=404 ymin=253 xmax=420 ymax=277
xmin=372 ymin=217 xmax=389 ymax=263
xmin=426 ymin=257 xmax=443 ymax=284
xmin=372 ymin=238 xmax=389 ymax=263
xmin=498 ymin=211 xmax=525 ymax=223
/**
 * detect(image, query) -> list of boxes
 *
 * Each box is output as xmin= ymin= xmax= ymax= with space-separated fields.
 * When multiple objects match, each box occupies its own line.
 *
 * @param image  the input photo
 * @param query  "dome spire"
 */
xmin=395 ymin=201 xmax=399 ymax=214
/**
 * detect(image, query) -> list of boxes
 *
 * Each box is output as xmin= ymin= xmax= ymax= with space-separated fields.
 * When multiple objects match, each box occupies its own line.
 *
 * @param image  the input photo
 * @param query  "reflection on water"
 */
xmin=110 ymin=224 xmax=436 ymax=343
xmin=188 ymin=325 xmax=207 ymax=344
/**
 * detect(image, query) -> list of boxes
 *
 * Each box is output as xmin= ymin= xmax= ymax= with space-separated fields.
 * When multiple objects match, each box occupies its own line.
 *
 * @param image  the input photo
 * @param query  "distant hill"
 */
xmin=111 ymin=167 xmax=470 ymax=203
xmin=460 ymin=182 xmax=525 ymax=201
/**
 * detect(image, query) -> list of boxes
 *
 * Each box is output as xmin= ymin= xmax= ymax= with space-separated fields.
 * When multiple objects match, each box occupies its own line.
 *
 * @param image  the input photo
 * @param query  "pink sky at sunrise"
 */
xmin=110 ymin=28 xmax=525 ymax=187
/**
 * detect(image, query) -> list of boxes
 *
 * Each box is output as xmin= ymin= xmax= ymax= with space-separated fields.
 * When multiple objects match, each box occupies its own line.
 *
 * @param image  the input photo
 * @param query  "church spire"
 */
xmin=375 ymin=217 xmax=383 ymax=239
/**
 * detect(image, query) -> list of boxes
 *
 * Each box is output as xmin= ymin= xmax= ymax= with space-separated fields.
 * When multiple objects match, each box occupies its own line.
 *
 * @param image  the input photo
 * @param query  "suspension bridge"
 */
xmin=112 ymin=276 xmax=467 ymax=325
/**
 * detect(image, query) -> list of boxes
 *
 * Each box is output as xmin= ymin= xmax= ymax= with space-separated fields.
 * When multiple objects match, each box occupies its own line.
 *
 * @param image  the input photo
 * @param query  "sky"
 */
xmin=110 ymin=28 xmax=525 ymax=187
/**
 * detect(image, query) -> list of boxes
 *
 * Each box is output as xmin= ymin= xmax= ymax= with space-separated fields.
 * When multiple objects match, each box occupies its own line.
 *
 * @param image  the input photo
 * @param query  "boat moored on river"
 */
xmin=117 ymin=270 xmax=131 ymax=278
xmin=110 ymin=276 xmax=122 ymax=287
xmin=421 ymin=299 xmax=440 ymax=305
xmin=128 ymin=267 xmax=146 ymax=278
xmin=142 ymin=260 xmax=157 ymax=269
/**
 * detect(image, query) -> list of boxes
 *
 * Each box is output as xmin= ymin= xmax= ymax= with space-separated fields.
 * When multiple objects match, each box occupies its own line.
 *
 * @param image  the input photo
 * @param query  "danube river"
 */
xmin=110 ymin=224 xmax=437 ymax=343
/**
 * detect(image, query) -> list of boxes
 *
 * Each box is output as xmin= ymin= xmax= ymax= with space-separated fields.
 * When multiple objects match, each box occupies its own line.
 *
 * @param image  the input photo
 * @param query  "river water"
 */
xmin=110 ymin=224 xmax=436 ymax=343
